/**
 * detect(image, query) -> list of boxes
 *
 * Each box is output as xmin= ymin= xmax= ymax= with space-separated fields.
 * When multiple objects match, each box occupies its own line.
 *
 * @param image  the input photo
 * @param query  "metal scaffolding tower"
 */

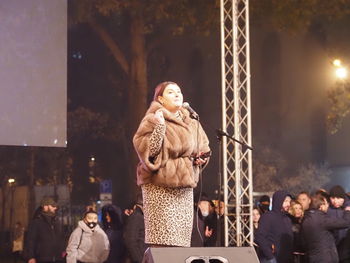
xmin=220 ymin=0 xmax=253 ymax=246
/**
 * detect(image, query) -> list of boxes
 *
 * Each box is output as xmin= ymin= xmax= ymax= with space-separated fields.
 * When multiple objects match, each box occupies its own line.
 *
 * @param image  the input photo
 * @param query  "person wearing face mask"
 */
xmin=133 ymin=81 xmax=210 ymax=248
xmin=66 ymin=209 xmax=110 ymax=263
xmin=258 ymin=195 xmax=271 ymax=215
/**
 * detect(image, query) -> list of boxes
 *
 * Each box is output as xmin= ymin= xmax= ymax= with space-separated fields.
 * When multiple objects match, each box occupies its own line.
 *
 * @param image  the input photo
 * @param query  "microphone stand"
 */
xmin=214 ymin=129 xmax=253 ymax=246
xmin=215 ymin=132 xmax=223 ymax=246
xmin=215 ymin=129 xmax=253 ymax=151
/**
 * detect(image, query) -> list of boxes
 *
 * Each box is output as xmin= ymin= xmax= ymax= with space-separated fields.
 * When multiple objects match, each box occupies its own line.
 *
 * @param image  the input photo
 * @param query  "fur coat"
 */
xmin=133 ymin=101 xmax=210 ymax=188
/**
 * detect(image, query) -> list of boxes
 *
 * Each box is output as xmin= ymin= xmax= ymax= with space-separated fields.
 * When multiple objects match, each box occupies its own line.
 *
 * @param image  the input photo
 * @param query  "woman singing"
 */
xmin=133 ymin=81 xmax=210 ymax=247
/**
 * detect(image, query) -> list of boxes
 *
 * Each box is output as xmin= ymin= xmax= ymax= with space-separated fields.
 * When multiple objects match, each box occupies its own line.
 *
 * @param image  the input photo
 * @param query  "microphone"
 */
xmin=182 ymin=102 xmax=199 ymax=120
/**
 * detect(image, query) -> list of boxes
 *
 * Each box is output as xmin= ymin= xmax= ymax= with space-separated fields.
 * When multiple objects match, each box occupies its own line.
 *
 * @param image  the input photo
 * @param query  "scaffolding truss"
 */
xmin=220 ymin=0 xmax=253 ymax=246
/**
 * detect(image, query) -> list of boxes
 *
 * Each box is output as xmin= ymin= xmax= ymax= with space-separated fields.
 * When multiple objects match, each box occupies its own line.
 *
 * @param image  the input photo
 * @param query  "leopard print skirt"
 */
xmin=141 ymin=183 xmax=193 ymax=247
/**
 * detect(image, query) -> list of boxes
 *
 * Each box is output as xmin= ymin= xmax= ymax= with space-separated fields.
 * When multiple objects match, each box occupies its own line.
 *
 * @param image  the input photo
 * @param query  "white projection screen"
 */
xmin=0 ymin=0 xmax=67 ymax=147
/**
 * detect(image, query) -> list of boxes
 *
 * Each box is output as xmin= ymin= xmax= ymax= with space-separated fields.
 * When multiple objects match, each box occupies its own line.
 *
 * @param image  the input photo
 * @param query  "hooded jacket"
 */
xmin=66 ymin=220 xmax=110 ymax=263
xmin=101 ymin=205 xmax=125 ymax=263
xmin=133 ymin=101 xmax=210 ymax=188
xmin=255 ymin=190 xmax=293 ymax=263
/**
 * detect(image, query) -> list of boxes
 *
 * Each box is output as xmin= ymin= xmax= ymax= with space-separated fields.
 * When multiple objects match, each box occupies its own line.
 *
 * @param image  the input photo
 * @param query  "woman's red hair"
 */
xmin=153 ymin=81 xmax=177 ymax=102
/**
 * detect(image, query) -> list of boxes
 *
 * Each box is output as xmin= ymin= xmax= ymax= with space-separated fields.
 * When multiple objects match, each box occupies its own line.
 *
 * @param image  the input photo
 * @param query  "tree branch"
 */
xmin=88 ymin=20 xmax=130 ymax=75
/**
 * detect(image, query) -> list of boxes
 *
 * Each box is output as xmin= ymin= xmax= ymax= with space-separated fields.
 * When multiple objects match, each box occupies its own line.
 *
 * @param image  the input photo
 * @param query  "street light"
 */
xmin=8 ymin=178 xmax=15 ymax=184
xmin=333 ymin=59 xmax=348 ymax=80
xmin=335 ymin=67 xmax=347 ymax=79
xmin=333 ymin=59 xmax=342 ymax=67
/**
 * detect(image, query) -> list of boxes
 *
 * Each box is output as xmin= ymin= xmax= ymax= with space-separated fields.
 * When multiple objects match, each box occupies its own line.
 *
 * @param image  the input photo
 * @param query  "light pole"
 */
xmin=8 ymin=178 xmax=16 ymax=230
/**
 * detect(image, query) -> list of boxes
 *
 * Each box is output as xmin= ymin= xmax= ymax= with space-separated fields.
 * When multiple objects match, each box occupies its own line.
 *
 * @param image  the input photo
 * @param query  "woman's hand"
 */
xmin=154 ymin=110 xmax=165 ymax=125
xmin=205 ymin=226 xmax=213 ymax=237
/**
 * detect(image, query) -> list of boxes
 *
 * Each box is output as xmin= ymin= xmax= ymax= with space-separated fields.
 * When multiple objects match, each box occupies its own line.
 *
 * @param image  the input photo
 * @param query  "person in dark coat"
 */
xmin=123 ymin=195 xmax=147 ymax=263
xmin=191 ymin=193 xmax=213 ymax=247
xmin=289 ymin=200 xmax=306 ymax=263
xmin=327 ymin=185 xmax=350 ymax=263
xmin=301 ymin=194 xmax=350 ymax=263
xmin=23 ymin=197 xmax=65 ymax=263
xmin=101 ymin=204 xmax=125 ymax=263
xmin=203 ymin=199 xmax=223 ymax=247
xmin=255 ymin=190 xmax=293 ymax=263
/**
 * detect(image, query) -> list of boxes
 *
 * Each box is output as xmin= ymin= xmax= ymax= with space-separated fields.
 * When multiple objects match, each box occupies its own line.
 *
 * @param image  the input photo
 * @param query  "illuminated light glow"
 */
xmin=333 ymin=59 xmax=342 ymax=67
xmin=8 ymin=178 xmax=15 ymax=184
xmin=53 ymin=139 xmax=58 ymax=144
xmin=335 ymin=67 xmax=347 ymax=79
xmin=91 ymin=157 xmax=95 ymax=161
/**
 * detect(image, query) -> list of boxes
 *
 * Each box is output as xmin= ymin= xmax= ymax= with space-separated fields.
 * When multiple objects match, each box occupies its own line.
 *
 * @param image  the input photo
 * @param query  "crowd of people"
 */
xmin=254 ymin=185 xmax=350 ymax=263
xmin=13 ymin=192 xmax=225 ymax=263
xmin=18 ymin=183 xmax=350 ymax=263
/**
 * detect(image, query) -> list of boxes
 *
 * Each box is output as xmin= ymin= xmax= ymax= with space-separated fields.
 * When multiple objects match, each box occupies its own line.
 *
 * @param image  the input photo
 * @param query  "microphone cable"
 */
xmin=194 ymin=115 xmax=205 ymax=245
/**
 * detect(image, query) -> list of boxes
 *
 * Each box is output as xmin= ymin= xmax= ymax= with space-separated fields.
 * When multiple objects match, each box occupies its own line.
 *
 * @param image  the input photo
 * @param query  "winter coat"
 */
xmin=133 ymin=101 xmax=210 ymax=188
xmin=255 ymin=190 xmax=294 ymax=263
xmin=302 ymin=209 xmax=350 ymax=263
xmin=191 ymin=208 xmax=206 ymax=247
xmin=23 ymin=212 xmax=65 ymax=262
xmin=66 ymin=221 xmax=110 ymax=263
xmin=328 ymin=206 xmax=348 ymax=244
xmin=123 ymin=206 xmax=147 ymax=263
xmin=327 ymin=204 xmax=350 ymax=261
xmin=290 ymin=216 xmax=304 ymax=254
xmin=203 ymin=212 xmax=224 ymax=247
xmin=101 ymin=205 xmax=125 ymax=263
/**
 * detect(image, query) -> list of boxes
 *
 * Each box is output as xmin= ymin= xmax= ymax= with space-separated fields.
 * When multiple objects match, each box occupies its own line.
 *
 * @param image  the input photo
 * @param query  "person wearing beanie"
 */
xmin=328 ymin=185 xmax=350 ymax=263
xmin=23 ymin=196 xmax=65 ymax=263
xmin=66 ymin=209 xmax=110 ymax=263
xmin=258 ymin=195 xmax=271 ymax=214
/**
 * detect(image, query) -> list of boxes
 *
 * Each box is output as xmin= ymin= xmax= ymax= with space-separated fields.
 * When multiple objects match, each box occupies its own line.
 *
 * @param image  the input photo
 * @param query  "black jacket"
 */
xmin=191 ymin=207 xmax=206 ymax=247
xmin=255 ymin=190 xmax=293 ymax=263
xmin=302 ymin=209 xmax=350 ymax=263
xmin=123 ymin=205 xmax=147 ymax=263
xmin=327 ymin=203 xmax=350 ymax=261
xmin=24 ymin=211 xmax=65 ymax=262
xmin=102 ymin=204 xmax=125 ymax=263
